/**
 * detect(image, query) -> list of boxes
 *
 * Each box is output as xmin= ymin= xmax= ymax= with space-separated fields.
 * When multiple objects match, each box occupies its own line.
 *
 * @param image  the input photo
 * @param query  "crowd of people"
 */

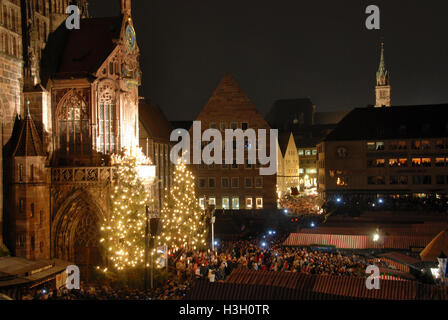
xmin=20 ymin=280 xmax=191 ymax=300
xmin=17 ymin=233 xmax=369 ymax=300
xmin=173 ymin=235 xmax=368 ymax=284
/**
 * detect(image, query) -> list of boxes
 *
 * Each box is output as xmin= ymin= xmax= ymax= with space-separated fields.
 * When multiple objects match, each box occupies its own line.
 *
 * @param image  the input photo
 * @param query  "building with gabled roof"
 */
xmin=277 ymin=132 xmax=300 ymax=197
xmin=189 ymin=73 xmax=277 ymax=210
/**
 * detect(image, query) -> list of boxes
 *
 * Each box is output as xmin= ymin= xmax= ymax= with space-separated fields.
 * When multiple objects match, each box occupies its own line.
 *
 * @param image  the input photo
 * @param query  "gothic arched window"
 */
xmin=58 ymin=92 xmax=90 ymax=156
xmin=98 ymin=86 xmax=117 ymax=154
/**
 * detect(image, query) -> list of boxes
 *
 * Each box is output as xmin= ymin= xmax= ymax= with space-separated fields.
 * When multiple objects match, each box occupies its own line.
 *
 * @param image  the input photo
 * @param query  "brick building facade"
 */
xmin=189 ymin=74 xmax=277 ymax=211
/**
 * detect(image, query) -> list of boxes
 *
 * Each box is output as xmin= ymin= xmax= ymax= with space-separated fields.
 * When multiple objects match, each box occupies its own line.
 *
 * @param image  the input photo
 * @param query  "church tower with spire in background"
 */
xmin=375 ymin=42 xmax=391 ymax=107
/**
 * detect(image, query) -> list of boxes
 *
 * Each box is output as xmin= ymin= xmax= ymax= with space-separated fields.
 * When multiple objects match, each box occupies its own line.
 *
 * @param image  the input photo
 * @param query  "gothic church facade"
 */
xmin=0 ymin=0 xmax=142 ymax=276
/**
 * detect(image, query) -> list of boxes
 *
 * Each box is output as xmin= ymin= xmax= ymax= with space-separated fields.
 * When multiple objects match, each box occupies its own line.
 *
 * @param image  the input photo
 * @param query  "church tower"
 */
xmin=375 ymin=42 xmax=391 ymax=107
xmin=10 ymin=103 xmax=50 ymax=260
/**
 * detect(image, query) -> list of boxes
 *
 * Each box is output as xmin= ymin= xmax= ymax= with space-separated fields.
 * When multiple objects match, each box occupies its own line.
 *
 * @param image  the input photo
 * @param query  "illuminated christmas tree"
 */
xmin=156 ymin=160 xmax=207 ymax=252
xmin=100 ymin=147 xmax=153 ymax=271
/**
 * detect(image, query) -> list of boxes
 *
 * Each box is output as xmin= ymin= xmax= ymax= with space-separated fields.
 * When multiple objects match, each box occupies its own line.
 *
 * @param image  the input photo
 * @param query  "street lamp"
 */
xmin=373 ymin=233 xmax=380 ymax=242
xmin=137 ymin=163 xmax=156 ymax=293
xmin=437 ymin=251 xmax=447 ymax=286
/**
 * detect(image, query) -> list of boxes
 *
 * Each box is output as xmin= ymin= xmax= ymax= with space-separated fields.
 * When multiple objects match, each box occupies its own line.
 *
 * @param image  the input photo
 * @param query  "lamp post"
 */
xmin=438 ymin=251 xmax=447 ymax=286
xmin=137 ymin=163 xmax=156 ymax=293
xmin=144 ymin=205 xmax=150 ymax=292
xmin=144 ymin=205 xmax=160 ymax=292
xmin=205 ymin=197 xmax=216 ymax=251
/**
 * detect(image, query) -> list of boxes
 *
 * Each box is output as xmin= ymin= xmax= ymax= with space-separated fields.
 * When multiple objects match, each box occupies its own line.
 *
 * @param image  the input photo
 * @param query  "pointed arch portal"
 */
xmin=52 ymin=191 xmax=105 ymax=280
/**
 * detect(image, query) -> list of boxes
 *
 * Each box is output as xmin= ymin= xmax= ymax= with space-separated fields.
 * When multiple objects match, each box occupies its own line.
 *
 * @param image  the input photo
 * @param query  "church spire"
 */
xmin=376 ymin=42 xmax=389 ymax=86
xmin=121 ymin=0 xmax=132 ymax=15
xmin=375 ymin=42 xmax=391 ymax=107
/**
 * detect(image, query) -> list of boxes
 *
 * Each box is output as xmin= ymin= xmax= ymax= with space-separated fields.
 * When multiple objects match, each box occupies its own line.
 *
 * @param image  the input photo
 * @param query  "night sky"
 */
xmin=89 ymin=0 xmax=448 ymax=121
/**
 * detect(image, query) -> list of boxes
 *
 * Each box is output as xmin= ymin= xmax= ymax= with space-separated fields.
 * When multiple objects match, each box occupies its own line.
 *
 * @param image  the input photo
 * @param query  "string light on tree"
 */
xmin=100 ymin=147 xmax=154 ymax=271
xmin=156 ymin=159 xmax=207 ymax=252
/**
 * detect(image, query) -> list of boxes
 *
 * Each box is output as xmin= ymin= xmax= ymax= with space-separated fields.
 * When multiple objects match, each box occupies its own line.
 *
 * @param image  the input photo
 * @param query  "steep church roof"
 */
xmin=58 ymin=16 xmax=123 ymax=75
xmin=139 ymin=100 xmax=173 ymax=141
xmin=13 ymin=110 xmax=45 ymax=157
xmin=42 ymin=16 xmax=122 ymax=79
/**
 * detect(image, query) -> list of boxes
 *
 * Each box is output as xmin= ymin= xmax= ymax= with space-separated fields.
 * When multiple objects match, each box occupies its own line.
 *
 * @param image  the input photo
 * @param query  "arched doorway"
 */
xmin=52 ymin=191 xmax=105 ymax=282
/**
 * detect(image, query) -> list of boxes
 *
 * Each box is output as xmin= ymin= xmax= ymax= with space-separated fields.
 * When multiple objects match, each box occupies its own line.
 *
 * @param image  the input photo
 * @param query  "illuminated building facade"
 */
xmin=318 ymin=105 xmax=448 ymax=199
xmin=277 ymin=132 xmax=300 ymax=197
xmin=1 ymin=0 xmax=147 ymax=277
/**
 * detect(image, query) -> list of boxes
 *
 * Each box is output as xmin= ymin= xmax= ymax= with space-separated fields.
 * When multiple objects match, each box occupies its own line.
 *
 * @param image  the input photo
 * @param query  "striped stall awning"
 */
xmin=186 ymin=269 xmax=448 ymax=300
xmin=283 ymin=233 xmax=433 ymax=250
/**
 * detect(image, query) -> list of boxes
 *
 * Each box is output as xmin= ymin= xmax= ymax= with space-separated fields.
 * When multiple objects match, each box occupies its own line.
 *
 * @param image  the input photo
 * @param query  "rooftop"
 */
xmin=325 ymin=104 xmax=448 ymax=141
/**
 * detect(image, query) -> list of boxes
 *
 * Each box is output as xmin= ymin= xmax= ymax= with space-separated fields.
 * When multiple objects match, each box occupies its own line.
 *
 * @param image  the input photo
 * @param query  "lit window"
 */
xmin=398 ymin=158 xmax=408 ymax=167
xmin=208 ymin=197 xmax=216 ymax=206
xmin=375 ymin=159 xmax=385 ymax=167
xmin=256 ymin=197 xmax=263 ymax=209
xmin=312 ymin=150 xmax=317 ymax=155
xmin=305 ymin=150 xmax=311 ymax=156
xmin=245 ymin=197 xmax=253 ymax=209
xmin=222 ymin=197 xmax=230 ymax=209
xmin=376 ymin=142 xmax=385 ymax=151
xmin=436 ymin=158 xmax=446 ymax=167
xmin=367 ymin=142 xmax=375 ymax=151
xmin=298 ymin=150 xmax=304 ymax=156
xmin=412 ymin=158 xmax=422 ymax=167
xmin=199 ymin=198 xmax=205 ymax=209
xmin=422 ymin=158 xmax=431 ymax=167
xmin=389 ymin=159 xmax=398 ymax=167
xmin=58 ymin=92 xmax=91 ymax=156
xmin=232 ymin=197 xmax=239 ymax=209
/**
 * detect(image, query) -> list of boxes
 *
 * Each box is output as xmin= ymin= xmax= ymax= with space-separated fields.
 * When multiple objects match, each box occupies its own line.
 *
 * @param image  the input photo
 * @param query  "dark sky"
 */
xmin=89 ymin=0 xmax=448 ymax=121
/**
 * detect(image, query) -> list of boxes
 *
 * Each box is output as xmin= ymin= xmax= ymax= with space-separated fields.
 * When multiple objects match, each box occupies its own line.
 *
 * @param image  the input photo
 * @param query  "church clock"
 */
xmin=125 ymin=24 xmax=136 ymax=52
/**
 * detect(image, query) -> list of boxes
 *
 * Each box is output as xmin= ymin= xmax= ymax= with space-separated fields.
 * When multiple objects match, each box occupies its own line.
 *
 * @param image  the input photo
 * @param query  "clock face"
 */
xmin=125 ymin=24 xmax=136 ymax=52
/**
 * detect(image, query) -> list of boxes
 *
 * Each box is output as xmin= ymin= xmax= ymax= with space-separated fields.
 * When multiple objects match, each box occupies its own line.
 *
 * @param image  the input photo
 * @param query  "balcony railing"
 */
xmin=51 ymin=167 xmax=118 ymax=184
